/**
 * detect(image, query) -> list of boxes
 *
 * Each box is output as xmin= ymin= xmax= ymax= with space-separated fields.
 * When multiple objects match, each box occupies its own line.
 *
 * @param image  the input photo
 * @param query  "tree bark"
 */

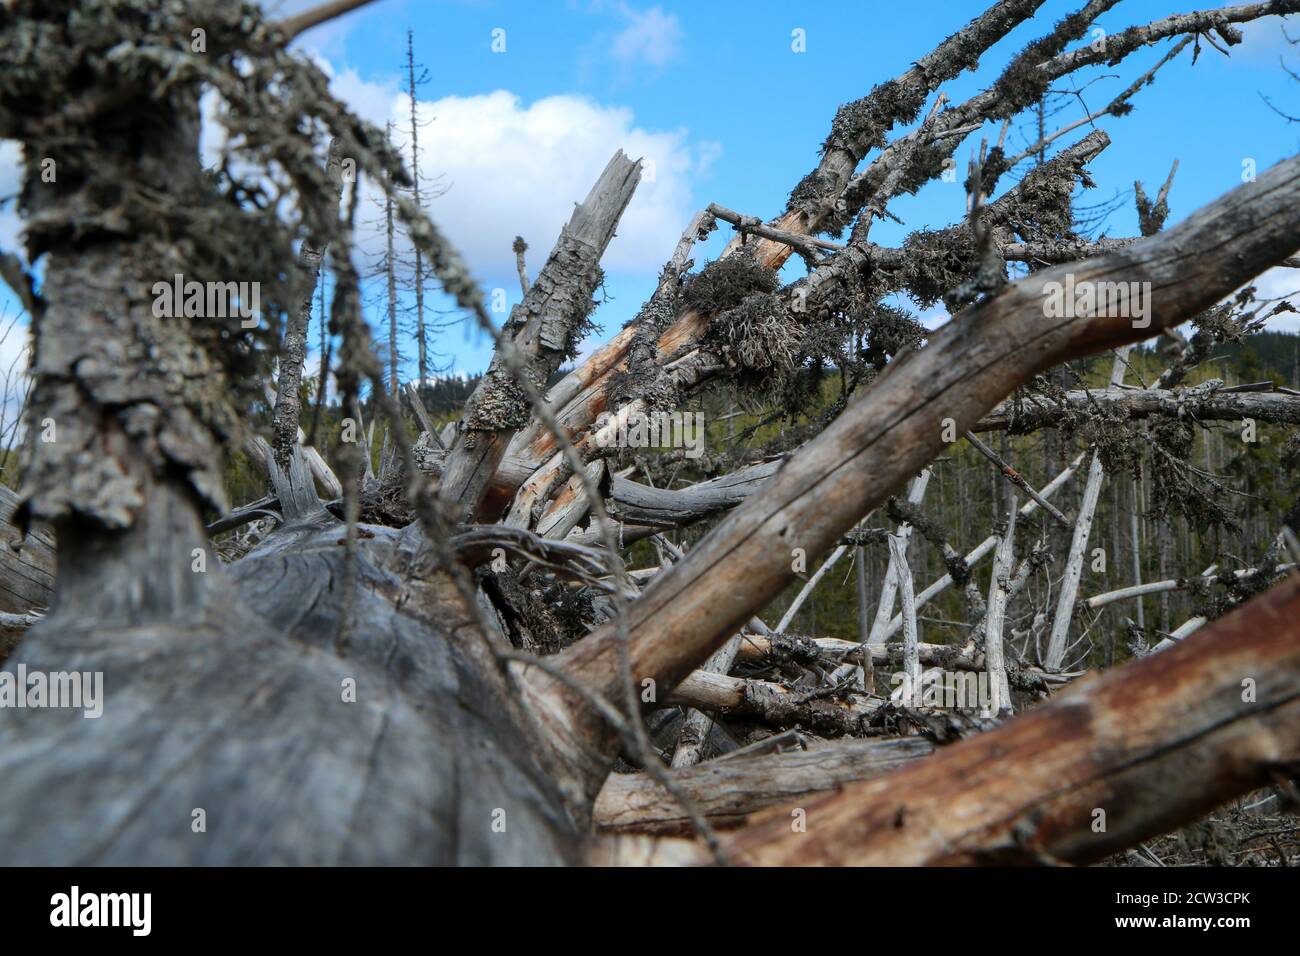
xmin=532 ymin=153 xmax=1300 ymax=805
xmin=596 ymin=737 xmax=935 ymax=835
xmin=715 ymin=574 xmax=1300 ymax=865
xmin=439 ymin=151 xmax=640 ymax=519
xmin=1044 ymin=347 xmax=1130 ymax=669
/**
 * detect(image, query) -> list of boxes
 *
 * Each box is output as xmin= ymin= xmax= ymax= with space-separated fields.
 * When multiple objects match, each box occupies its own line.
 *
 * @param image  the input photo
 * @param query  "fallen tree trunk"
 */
xmin=975 ymin=384 xmax=1300 ymax=433
xmin=714 ymin=573 xmax=1300 ymax=865
xmin=5 ymin=0 xmax=1300 ymax=872
xmin=487 ymin=1 xmax=1058 ymax=520
xmin=670 ymin=670 xmax=881 ymax=736
xmin=606 ymin=458 xmax=782 ymax=528
xmin=532 ymin=150 xmax=1300 ymax=805
xmin=736 ymin=633 xmax=987 ymax=671
xmin=669 ymin=633 xmax=741 ymax=768
xmin=0 ymin=485 xmax=53 ymax=662
xmin=0 ymin=484 xmax=54 ymax=617
xmin=0 ymin=523 xmax=582 ymax=864
xmin=1083 ymin=564 xmax=1294 ymax=611
xmin=595 ymin=737 xmax=935 ymax=835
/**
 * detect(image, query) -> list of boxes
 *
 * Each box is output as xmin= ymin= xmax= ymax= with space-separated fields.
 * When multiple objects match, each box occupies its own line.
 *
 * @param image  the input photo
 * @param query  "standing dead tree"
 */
xmin=0 ymin=0 xmax=1299 ymax=867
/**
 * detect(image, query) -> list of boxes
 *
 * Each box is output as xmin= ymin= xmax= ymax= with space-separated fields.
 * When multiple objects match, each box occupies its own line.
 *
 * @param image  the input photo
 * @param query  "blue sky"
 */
xmin=2 ymin=0 xmax=1299 ymax=385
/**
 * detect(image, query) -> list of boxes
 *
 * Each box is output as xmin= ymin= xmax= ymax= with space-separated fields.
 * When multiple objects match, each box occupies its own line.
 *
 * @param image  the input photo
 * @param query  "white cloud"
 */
xmin=1237 ymin=16 xmax=1299 ymax=64
xmin=200 ymin=58 xmax=716 ymax=282
xmin=329 ymin=64 xmax=404 ymax=126
xmin=609 ymin=5 xmax=682 ymax=67
xmin=365 ymin=88 xmax=717 ymax=280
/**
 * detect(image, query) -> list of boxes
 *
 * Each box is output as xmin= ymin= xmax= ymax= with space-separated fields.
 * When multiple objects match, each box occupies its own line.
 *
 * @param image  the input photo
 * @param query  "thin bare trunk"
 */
xmin=1044 ymin=347 xmax=1131 ymax=669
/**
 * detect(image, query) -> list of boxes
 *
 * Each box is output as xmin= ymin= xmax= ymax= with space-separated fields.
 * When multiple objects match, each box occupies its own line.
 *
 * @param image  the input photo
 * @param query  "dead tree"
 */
xmin=0 ymin=0 xmax=1299 ymax=867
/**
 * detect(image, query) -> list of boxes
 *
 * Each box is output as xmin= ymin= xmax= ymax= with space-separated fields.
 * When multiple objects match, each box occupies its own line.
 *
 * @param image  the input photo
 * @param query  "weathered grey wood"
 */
xmin=669 ymin=633 xmax=741 ymax=769
xmin=0 ymin=611 xmax=41 ymax=628
xmin=1045 ymin=348 xmax=1130 ymax=669
xmin=537 ymin=152 xmax=1300 ymax=803
xmin=868 ymin=470 xmax=930 ymax=643
xmin=1083 ymin=564 xmax=1293 ymax=611
xmin=0 ymin=484 xmax=54 ymax=614
xmin=256 ymin=437 xmax=328 ymax=523
xmin=404 ymin=381 xmax=440 ymax=446
xmin=671 ymin=669 xmax=880 ymax=736
xmin=713 ymin=575 xmax=1300 ymax=866
xmin=775 ymin=543 xmax=846 ymax=635
xmin=595 ymin=737 xmax=935 ymax=834
xmin=276 ymin=0 xmax=381 ymax=41
xmin=983 ymin=500 xmax=1016 ymax=715
xmin=0 ymin=526 xmax=580 ymax=865
xmin=607 ymin=458 xmax=782 ymax=528
xmin=889 ymin=534 xmax=921 ymax=696
xmin=206 ymin=494 xmax=280 ymax=537
xmin=536 ymin=459 xmax=606 ymax=540
xmin=975 ymin=384 xmax=1300 ymax=433
xmin=301 ymin=441 xmax=343 ymax=500
xmin=6 ymin=0 xmax=1300 ymax=872
xmin=736 ymin=633 xmax=988 ymax=671
xmin=875 ymin=452 xmax=1084 ymax=643
xmin=272 ymin=137 xmax=343 ymax=470
xmin=243 ymin=431 xmax=338 ymax=519
xmin=1154 ymin=615 xmax=1209 ymax=651
xmin=440 ymin=150 xmax=641 ymax=517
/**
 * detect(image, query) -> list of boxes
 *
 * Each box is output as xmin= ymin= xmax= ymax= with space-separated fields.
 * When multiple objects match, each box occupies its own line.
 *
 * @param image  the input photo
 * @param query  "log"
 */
xmin=534 ymin=150 xmax=1300 ymax=803
xmin=889 ymin=534 xmax=921 ymax=694
xmin=670 ymin=670 xmax=881 ymax=736
xmin=716 ymin=573 xmax=1300 ymax=865
xmin=735 ymin=634 xmax=988 ymax=672
xmin=606 ymin=458 xmax=782 ymax=528
xmin=0 ymin=524 xmax=581 ymax=864
xmin=0 ymin=484 xmax=55 ymax=615
xmin=1083 ymin=564 xmax=1293 ymax=611
xmin=975 ymin=384 xmax=1300 ymax=433
xmin=669 ymin=633 xmax=741 ymax=768
xmin=595 ymin=737 xmax=935 ymax=835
